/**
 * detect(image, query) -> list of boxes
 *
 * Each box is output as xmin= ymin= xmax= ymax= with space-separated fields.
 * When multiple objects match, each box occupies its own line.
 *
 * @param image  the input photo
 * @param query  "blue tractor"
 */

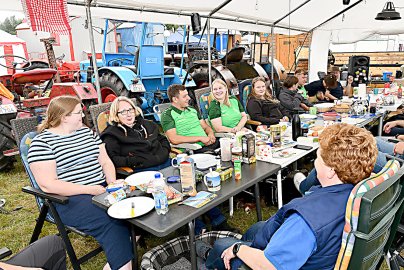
xmin=80 ymin=21 xmax=195 ymax=119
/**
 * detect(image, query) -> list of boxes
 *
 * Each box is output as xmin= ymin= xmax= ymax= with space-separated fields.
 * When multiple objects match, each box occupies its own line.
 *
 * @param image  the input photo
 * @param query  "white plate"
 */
xmin=107 ymin=197 xmax=155 ymax=219
xmin=125 ymin=171 xmax=162 ymax=187
xmin=314 ymin=103 xmax=334 ymax=109
xmin=188 ymin=154 xmax=217 ymax=170
xmin=299 ymin=114 xmax=317 ymax=119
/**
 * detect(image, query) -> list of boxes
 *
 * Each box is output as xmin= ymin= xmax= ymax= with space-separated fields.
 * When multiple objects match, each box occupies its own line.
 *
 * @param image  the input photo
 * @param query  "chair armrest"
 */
xmin=22 ymin=186 xmax=69 ymax=205
xmin=215 ymin=132 xmax=234 ymax=138
xmin=246 ymin=119 xmax=261 ymax=126
xmin=116 ymin=167 xmax=134 ymax=176
xmin=171 ymin=143 xmax=202 ymax=150
xmin=0 ymin=247 xmax=12 ymax=260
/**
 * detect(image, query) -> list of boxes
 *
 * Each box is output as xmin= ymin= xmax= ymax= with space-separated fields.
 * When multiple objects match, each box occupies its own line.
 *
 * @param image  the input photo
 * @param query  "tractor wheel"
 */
xmin=99 ymin=71 xmax=129 ymax=102
xmin=0 ymin=116 xmax=16 ymax=171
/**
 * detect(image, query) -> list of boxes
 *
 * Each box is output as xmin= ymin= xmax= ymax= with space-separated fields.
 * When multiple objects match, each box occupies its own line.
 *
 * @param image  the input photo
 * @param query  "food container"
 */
xmin=333 ymin=104 xmax=350 ymax=113
xmin=314 ymin=103 xmax=334 ymax=113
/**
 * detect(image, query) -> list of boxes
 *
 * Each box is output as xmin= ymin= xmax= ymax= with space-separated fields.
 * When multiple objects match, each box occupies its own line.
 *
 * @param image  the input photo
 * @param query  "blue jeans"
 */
xmin=195 ymin=207 xmax=227 ymax=235
xmin=299 ymin=137 xmax=402 ymax=194
xmin=133 ymin=158 xmax=172 ymax=172
xmin=205 ymin=221 xmax=266 ymax=270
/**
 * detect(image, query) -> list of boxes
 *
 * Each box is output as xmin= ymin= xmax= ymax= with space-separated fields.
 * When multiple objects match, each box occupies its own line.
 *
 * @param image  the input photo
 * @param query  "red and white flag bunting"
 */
xmin=21 ymin=0 xmax=71 ymax=35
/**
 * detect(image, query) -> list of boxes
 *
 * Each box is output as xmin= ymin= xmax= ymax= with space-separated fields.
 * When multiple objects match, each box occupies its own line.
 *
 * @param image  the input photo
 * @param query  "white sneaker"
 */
xmin=293 ymin=172 xmax=306 ymax=192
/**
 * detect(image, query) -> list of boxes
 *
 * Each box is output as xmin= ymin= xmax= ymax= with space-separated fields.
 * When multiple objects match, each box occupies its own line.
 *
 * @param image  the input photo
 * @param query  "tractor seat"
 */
xmin=12 ymin=69 xmax=57 ymax=85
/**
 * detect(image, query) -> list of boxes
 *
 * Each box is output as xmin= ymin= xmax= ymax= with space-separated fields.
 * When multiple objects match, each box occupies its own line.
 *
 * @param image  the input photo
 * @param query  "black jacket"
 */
xmin=100 ymin=115 xmax=170 ymax=169
xmin=278 ymin=88 xmax=312 ymax=119
xmin=246 ymin=96 xmax=285 ymax=125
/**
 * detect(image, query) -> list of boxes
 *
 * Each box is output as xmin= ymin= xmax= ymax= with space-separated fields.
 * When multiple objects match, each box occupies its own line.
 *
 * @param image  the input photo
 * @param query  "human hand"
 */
xmin=384 ymin=121 xmax=397 ymax=133
xmin=208 ymin=133 xmax=216 ymax=144
xmin=282 ymin=116 xmax=289 ymax=122
xmin=347 ymin=75 xmax=353 ymax=84
xmin=89 ymin=185 xmax=106 ymax=195
xmin=113 ymin=179 xmax=125 ymax=184
xmin=221 ymin=245 xmax=236 ymax=270
xmin=397 ymin=135 xmax=404 ymax=141
xmin=200 ymin=136 xmax=213 ymax=145
xmin=394 ymin=142 xmax=404 ymax=155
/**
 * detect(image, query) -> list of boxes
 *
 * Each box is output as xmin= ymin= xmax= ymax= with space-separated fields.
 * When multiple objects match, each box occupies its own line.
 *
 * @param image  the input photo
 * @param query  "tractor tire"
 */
xmin=99 ymin=71 xmax=129 ymax=102
xmin=0 ymin=116 xmax=16 ymax=171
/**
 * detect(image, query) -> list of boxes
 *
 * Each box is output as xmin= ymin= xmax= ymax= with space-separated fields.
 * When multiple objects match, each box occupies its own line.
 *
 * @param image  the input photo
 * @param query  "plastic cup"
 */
xmin=309 ymin=107 xmax=317 ymax=115
xmin=373 ymin=88 xmax=379 ymax=95
xmin=220 ymin=138 xmax=231 ymax=162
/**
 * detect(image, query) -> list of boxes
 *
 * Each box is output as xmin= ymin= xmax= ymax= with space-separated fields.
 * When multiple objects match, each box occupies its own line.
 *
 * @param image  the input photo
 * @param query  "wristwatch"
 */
xmin=232 ymin=242 xmax=243 ymax=256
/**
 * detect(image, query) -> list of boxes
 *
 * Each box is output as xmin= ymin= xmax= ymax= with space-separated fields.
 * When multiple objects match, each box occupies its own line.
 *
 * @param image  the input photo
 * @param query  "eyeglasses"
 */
xmin=118 ymin=108 xmax=135 ymax=116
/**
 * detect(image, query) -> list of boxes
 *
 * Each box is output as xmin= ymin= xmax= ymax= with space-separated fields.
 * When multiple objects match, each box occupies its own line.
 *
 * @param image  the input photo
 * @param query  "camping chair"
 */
xmin=0 ymin=247 xmax=12 ymax=260
xmin=334 ymin=159 xmax=404 ymax=270
xmin=17 ymin=130 xmax=102 ymax=270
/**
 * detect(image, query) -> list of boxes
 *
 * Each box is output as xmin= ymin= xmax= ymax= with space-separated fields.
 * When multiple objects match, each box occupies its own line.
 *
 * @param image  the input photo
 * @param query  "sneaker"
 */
xmin=195 ymin=240 xmax=212 ymax=260
xmin=213 ymin=222 xmax=241 ymax=234
xmin=293 ymin=172 xmax=306 ymax=192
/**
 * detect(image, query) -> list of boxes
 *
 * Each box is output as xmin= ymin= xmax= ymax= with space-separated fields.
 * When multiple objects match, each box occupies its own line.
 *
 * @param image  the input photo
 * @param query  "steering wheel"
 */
xmin=124 ymin=44 xmax=139 ymax=56
xmin=0 ymin=54 xmax=32 ymax=70
xmin=107 ymin=58 xmax=133 ymax=66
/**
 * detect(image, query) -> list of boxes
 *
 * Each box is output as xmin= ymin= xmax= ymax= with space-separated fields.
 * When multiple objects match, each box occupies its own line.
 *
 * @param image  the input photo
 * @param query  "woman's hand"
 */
xmin=89 ymin=185 xmax=106 ymax=196
xmin=221 ymin=245 xmax=236 ymax=270
xmin=384 ymin=121 xmax=397 ymax=133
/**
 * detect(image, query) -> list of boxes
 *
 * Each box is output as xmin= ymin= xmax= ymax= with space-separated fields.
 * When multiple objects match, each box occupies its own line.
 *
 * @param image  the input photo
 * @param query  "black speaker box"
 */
xmin=348 ymin=56 xmax=370 ymax=86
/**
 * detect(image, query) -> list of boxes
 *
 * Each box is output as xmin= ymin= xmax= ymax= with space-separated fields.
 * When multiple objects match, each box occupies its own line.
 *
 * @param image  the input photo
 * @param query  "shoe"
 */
xmin=195 ymin=240 xmax=212 ymax=260
xmin=213 ymin=222 xmax=241 ymax=234
xmin=293 ymin=172 xmax=306 ymax=192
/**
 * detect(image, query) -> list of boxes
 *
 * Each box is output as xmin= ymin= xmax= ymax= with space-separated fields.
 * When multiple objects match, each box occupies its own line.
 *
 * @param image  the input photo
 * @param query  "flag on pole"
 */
xmin=21 ymin=0 xmax=71 ymax=35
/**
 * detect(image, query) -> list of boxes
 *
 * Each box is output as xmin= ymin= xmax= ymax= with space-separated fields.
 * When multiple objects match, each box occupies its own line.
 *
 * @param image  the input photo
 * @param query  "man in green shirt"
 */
xmin=161 ymin=84 xmax=219 ymax=152
xmin=295 ymin=69 xmax=308 ymax=99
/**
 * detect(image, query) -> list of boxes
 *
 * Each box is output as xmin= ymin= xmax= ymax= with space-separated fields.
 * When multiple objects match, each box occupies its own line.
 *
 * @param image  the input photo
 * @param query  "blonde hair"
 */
xmin=211 ymin=79 xmax=230 ymax=107
xmin=38 ymin=96 xmax=81 ymax=132
xmin=319 ymin=124 xmax=377 ymax=185
xmin=108 ymin=96 xmax=141 ymax=125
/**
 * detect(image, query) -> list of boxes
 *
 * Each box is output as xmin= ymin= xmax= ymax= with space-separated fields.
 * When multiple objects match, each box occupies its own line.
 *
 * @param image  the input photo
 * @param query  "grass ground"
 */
xmin=0 ymin=158 xmax=279 ymax=269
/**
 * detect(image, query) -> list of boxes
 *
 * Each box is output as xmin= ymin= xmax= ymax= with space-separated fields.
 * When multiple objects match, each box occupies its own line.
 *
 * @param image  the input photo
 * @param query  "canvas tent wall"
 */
xmin=0 ymin=29 xmax=28 ymax=75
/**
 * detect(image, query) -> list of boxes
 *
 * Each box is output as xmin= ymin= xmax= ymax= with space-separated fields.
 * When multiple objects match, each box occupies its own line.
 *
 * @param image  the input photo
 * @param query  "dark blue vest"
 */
xmin=251 ymin=184 xmax=353 ymax=270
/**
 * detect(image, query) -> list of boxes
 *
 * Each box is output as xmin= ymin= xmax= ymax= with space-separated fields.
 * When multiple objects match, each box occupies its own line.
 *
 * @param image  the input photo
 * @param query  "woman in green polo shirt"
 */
xmin=208 ymin=79 xmax=248 ymax=133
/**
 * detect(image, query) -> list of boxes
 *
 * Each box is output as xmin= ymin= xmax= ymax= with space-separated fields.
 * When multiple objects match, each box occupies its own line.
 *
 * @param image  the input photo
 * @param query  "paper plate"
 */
xmin=188 ymin=154 xmax=217 ymax=170
xmin=299 ymin=114 xmax=317 ymax=119
xmin=125 ymin=171 xmax=162 ymax=187
xmin=314 ymin=103 xmax=334 ymax=109
xmin=107 ymin=197 xmax=155 ymax=219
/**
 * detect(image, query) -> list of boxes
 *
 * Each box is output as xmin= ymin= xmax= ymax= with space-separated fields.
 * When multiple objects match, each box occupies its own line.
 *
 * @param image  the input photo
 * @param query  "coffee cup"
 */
xmin=203 ymin=170 xmax=221 ymax=192
xmin=171 ymin=153 xmax=188 ymax=167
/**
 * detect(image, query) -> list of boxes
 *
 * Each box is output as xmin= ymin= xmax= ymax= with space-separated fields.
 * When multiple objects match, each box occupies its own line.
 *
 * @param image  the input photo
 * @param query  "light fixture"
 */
xmin=343 ymin=0 xmax=350 ymax=5
xmin=375 ymin=1 xmax=401 ymax=20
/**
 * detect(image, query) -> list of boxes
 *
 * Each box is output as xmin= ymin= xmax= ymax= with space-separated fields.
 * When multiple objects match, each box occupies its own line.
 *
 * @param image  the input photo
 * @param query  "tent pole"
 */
xmin=270 ymin=26 xmax=275 ymax=95
xmin=86 ymin=0 xmax=102 ymax=104
xmin=207 ymin=18 xmax=212 ymax=88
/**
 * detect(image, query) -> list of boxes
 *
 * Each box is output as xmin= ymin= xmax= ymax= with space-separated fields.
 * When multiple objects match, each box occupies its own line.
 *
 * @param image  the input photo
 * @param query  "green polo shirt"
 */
xmin=161 ymin=105 xmax=207 ymax=145
xmin=208 ymin=96 xmax=244 ymax=128
xmin=298 ymin=85 xmax=308 ymax=99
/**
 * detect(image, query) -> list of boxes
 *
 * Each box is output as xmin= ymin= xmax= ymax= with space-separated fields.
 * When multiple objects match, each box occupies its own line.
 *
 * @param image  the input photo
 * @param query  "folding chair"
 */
xmin=17 ymin=130 xmax=102 ymax=270
xmin=335 ymin=159 xmax=404 ymax=270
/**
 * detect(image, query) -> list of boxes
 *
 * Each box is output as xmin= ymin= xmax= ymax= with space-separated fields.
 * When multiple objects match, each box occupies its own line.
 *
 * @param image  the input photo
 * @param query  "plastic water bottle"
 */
xmin=152 ymin=173 xmax=169 ymax=215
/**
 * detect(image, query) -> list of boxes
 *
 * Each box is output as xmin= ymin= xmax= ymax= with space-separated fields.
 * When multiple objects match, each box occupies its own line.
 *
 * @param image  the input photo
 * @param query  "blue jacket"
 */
xmin=251 ymin=184 xmax=353 ymax=270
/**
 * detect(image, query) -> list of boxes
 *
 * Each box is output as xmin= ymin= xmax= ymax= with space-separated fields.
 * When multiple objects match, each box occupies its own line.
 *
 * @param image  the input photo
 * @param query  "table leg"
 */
xmin=378 ymin=113 xmax=384 ymax=136
xmin=277 ymin=170 xmax=283 ymax=209
xmin=188 ymin=220 xmax=197 ymax=270
xmin=229 ymin=196 xmax=234 ymax=217
xmin=254 ymin=183 xmax=262 ymax=221
xmin=131 ymin=224 xmax=138 ymax=270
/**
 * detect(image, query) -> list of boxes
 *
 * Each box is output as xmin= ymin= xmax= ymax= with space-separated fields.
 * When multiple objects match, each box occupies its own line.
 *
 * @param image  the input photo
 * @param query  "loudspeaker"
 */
xmin=348 ymin=56 xmax=370 ymax=86
xmin=191 ymin=13 xmax=201 ymax=34
xmin=343 ymin=0 xmax=350 ymax=5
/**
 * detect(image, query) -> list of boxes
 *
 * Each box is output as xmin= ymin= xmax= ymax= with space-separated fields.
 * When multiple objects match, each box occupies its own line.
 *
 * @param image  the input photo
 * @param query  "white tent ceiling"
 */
xmin=4 ymin=0 xmax=404 ymax=43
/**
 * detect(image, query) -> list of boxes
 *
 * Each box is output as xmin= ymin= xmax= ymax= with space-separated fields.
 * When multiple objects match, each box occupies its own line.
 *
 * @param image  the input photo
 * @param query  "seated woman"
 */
xmin=278 ymin=75 xmax=312 ymax=119
xmin=100 ymin=96 xmax=171 ymax=171
xmin=208 ymin=79 xmax=248 ymax=133
xmin=27 ymin=96 xmax=133 ymax=270
xmin=246 ymin=77 xmax=288 ymax=125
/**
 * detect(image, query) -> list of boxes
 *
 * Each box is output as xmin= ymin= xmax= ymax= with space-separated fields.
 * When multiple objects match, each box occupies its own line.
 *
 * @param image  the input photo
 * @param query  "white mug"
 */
xmin=171 ymin=154 xmax=188 ymax=168
xmin=203 ymin=171 xmax=221 ymax=192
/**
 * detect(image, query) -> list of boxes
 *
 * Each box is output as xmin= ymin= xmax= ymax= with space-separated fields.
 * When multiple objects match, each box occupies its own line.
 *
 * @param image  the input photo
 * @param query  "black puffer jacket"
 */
xmin=101 ymin=115 xmax=170 ymax=169
xmin=246 ymin=96 xmax=285 ymax=125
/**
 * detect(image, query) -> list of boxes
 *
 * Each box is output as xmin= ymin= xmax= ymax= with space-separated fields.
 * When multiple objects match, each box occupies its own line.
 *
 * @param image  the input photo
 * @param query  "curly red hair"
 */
xmin=319 ymin=124 xmax=377 ymax=185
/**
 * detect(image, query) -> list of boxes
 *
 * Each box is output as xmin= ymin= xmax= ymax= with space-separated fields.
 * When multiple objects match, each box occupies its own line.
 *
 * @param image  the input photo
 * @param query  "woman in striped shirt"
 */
xmin=27 ymin=96 xmax=133 ymax=270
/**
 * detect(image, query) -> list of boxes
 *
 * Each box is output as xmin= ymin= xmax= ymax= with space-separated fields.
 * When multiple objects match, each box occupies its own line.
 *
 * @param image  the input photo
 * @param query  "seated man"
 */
xmin=295 ymin=69 xmax=308 ymax=99
xmin=198 ymin=124 xmax=377 ymax=270
xmin=0 ymin=235 xmax=66 ymax=270
xmin=305 ymin=73 xmax=339 ymax=102
xmin=161 ymin=84 xmax=219 ymax=153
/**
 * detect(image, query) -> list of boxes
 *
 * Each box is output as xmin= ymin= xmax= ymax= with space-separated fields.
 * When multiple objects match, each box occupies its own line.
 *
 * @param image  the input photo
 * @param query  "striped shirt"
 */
xmin=27 ymin=127 xmax=106 ymax=186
